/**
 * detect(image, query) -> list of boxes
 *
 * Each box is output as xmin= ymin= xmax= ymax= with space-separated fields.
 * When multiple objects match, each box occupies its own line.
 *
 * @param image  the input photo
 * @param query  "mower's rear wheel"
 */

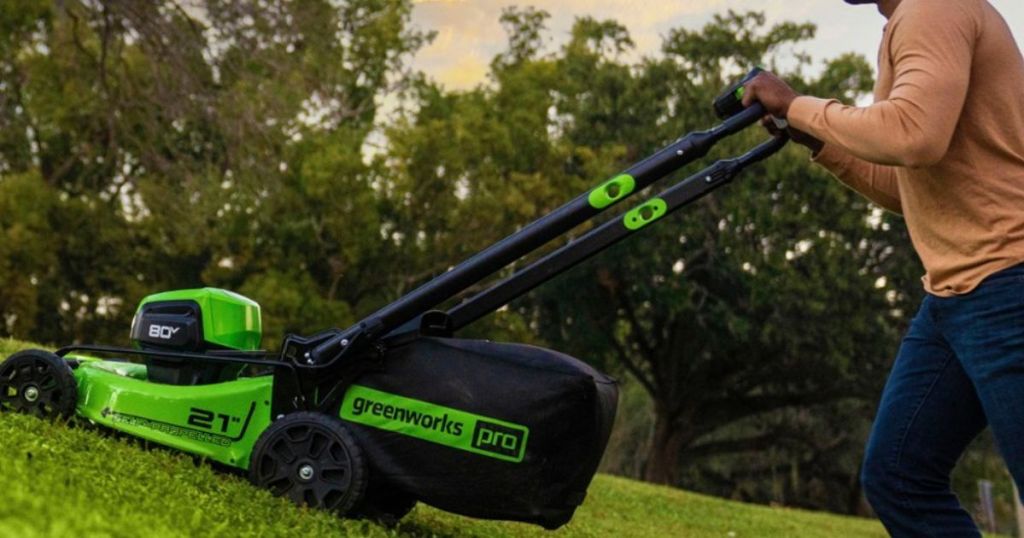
xmin=249 ymin=412 xmax=367 ymax=515
xmin=0 ymin=350 xmax=78 ymax=419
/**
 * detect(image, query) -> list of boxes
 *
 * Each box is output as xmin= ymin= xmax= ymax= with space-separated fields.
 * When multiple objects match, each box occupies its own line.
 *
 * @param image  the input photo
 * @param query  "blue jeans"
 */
xmin=863 ymin=264 xmax=1024 ymax=537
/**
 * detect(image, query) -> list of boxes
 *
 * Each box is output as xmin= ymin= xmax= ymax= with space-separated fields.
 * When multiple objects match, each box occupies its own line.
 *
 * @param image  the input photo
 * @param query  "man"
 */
xmin=742 ymin=0 xmax=1024 ymax=536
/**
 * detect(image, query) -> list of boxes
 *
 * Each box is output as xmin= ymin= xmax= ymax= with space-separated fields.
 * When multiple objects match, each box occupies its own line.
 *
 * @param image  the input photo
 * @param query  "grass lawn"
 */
xmin=0 ymin=338 xmax=890 ymax=537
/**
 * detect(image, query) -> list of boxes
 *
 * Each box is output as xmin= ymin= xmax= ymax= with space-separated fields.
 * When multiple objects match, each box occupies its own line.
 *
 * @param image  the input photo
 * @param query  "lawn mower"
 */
xmin=0 ymin=69 xmax=785 ymax=529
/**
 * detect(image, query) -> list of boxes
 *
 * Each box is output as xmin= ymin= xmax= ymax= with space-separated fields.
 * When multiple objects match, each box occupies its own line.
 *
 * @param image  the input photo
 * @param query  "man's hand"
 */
xmin=745 ymin=71 xmax=824 ymax=154
xmin=742 ymin=71 xmax=800 ymax=118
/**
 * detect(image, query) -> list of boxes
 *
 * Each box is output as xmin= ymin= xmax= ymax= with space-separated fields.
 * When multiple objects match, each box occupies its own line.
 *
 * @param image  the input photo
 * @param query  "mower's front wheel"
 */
xmin=0 ymin=350 xmax=78 ymax=419
xmin=249 ymin=412 xmax=367 ymax=516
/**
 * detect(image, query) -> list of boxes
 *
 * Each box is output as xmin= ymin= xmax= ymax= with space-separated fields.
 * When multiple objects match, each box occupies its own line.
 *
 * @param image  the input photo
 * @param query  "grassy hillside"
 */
xmin=0 ymin=338 xmax=889 ymax=537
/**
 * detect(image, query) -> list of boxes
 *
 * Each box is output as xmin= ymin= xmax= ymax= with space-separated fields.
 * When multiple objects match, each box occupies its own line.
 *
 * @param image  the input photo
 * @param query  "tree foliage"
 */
xmin=0 ymin=0 xmax=429 ymax=344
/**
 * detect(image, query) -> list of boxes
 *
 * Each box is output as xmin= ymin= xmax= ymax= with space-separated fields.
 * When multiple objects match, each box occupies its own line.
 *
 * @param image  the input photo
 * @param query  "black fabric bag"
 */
xmin=339 ymin=337 xmax=618 ymax=529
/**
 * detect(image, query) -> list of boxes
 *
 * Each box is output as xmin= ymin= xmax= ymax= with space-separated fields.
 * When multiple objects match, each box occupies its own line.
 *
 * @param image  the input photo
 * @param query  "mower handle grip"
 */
xmin=713 ymin=67 xmax=764 ymax=120
xmin=711 ymin=101 xmax=765 ymax=139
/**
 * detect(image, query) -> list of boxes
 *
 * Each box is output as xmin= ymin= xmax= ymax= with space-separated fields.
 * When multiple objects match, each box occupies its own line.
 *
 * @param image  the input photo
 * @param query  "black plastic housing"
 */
xmin=131 ymin=301 xmax=204 ymax=351
xmin=130 ymin=301 xmax=242 ymax=385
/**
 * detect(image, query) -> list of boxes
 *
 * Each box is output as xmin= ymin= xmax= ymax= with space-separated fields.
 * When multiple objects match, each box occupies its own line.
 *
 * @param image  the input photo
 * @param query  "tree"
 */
xmin=0 ymin=0 xmax=430 ymax=345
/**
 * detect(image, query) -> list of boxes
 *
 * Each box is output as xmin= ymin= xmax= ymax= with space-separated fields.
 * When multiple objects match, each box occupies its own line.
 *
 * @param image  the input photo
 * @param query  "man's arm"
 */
xmin=814 ymin=143 xmax=903 ymax=215
xmin=787 ymin=1 xmax=980 ymax=168
xmin=756 ymin=115 xmax=904 ymax=213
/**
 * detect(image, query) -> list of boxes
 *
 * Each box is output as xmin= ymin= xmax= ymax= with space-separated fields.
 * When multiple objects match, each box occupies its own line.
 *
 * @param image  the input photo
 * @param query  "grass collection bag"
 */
xmin=339 ymin=337 xmax=618 ymax=529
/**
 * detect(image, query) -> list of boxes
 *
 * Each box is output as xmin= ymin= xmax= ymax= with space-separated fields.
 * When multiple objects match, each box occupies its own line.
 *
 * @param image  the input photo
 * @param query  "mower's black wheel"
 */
xmin=351 ymin=483 xmax=417 ymax=525
xmin=0 ymin=350 xmax=78 ymax=419
xmin=249 ymin=412 xmax=367 ymax=515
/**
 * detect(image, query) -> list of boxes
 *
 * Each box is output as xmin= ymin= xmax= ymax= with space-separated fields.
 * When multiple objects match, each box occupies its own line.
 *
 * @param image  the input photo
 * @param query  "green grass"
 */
xmin=0 ymin=338 xmax=889 ymax=537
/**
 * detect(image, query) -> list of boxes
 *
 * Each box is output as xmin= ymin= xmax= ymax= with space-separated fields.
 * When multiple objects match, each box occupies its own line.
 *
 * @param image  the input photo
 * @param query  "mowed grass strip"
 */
xmin=0 ymin=338 xmax=889 ymax=537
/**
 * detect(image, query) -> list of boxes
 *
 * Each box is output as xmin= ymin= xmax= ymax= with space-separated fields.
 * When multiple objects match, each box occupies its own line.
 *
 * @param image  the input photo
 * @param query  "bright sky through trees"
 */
xmin=411 ymin=0 xmax=1024 ymax=89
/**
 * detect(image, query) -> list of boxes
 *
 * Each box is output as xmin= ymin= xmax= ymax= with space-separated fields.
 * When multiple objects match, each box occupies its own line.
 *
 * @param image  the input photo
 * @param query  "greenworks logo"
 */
xmin=341 ymin=385 xmax=529 ymax=463
xmin=350 ymin=396 xmax=464 ymax=436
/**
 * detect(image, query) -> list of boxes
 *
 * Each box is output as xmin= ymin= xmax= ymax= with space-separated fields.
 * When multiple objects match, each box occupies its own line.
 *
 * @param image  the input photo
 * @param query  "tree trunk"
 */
xmin=643 ymin=409 xmax=689 ymax=485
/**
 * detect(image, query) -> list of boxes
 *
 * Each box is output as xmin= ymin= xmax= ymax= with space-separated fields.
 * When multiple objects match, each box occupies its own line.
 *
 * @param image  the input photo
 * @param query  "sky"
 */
xmin=410 ymin=0 xmax=1024 ymax=89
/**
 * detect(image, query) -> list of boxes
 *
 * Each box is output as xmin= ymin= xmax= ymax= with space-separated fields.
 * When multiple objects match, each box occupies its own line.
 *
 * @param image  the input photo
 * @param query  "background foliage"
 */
xmin=0 ymin=0 xmax=1014 ymax=529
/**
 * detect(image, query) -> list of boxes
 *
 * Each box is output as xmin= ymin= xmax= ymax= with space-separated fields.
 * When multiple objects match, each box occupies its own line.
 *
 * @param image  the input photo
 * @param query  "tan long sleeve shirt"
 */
xmin=788 ymin=0 xmax=1024 ymax=296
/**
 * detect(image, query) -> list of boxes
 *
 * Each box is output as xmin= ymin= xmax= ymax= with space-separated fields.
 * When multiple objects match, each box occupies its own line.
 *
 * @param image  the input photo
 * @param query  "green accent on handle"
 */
xmin=588 ymin=174 xmax=636 ymax=209
xmin=735 ymin=86 xmax=745 ymax=100
xmin=623 ymin=198 xmax=668 ymax=231
xmin=340 ymin=385 xmax=530 ymax=463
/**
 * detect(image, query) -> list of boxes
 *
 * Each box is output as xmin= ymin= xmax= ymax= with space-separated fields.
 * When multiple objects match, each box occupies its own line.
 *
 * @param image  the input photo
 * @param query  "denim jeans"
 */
xmin=862 ymin=263 xmax=1024 ymax=537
